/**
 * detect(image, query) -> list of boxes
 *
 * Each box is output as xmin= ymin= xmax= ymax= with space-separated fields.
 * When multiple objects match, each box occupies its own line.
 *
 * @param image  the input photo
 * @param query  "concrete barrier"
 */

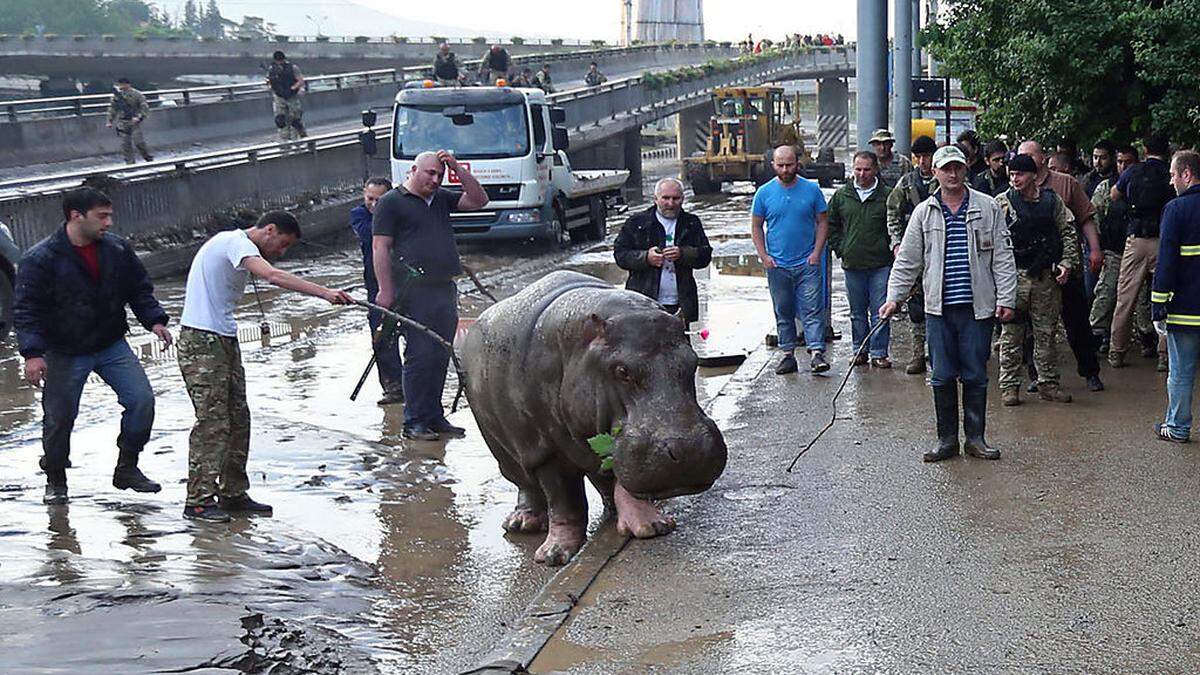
xmin=0 ymin=44 xmax=739 ymax=167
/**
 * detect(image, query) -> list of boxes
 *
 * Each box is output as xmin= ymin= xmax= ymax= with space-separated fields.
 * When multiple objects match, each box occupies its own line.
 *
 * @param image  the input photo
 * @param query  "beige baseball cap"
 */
xmin=933 ymin=144 xmax=967 ymax=169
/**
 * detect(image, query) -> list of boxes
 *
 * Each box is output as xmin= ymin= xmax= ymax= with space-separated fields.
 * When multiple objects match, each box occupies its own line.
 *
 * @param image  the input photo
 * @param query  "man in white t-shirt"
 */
xmin=177 ymin=211 xmax=353 ymax=522
xmin=613 ymin=177 xmax=713 ymax=324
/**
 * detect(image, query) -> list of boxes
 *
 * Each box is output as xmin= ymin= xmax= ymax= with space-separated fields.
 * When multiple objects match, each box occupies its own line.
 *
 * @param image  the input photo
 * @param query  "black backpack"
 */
xmin=1128 ymin=161 xmax=1175 ymax=237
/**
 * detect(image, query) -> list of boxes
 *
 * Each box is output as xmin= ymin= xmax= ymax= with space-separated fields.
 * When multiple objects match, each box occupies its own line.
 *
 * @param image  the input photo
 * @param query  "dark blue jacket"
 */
xmin=350 ymin=205 xmax=377 ymax=293
xmin=1152 ymin=184 xmax=1200 ymax=331
xmin=14 ymin=225 xmax=168 ymax=358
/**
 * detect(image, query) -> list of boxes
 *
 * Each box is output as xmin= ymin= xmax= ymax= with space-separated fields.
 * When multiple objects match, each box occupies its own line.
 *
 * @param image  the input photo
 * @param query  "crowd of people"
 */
xmin=432 ymin=42 xmax=606 ymax=92
xmin=614 ymin=125 xmax=1200 ymax=462
xmin=741 ymin=33 xmax=845 ymax=54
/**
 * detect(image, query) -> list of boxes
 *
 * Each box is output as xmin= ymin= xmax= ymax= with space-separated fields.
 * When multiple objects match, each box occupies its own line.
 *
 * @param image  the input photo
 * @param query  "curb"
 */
xmin=460 ymin=342 xmax=775 ymax=674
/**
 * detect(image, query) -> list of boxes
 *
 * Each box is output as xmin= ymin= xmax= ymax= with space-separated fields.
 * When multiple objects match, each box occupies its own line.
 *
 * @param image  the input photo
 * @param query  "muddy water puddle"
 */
xmin=0 ymin=164 xmax=797 ymax=671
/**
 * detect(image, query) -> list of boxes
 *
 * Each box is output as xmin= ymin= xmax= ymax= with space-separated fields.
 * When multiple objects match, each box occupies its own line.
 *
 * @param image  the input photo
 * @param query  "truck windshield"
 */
xmin=394 ymin=103 xmax=530 ymax=159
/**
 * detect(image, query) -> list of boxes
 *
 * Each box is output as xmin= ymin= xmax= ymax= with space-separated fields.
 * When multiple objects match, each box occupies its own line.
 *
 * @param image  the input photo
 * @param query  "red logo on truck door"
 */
xmin=446 ymin=162 xmax=470 ymax=185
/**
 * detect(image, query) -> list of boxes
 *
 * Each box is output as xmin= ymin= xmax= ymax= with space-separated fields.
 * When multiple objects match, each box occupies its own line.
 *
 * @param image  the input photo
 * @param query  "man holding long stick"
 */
xmin=373 ymin=150 xmax=488 ymax=441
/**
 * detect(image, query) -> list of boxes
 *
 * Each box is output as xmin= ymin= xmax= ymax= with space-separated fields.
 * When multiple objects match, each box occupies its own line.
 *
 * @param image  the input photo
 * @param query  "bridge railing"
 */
xmin=0 ymin=42 xmax=738 ymax=123
xmin=0 ymin=47 xmax=855 ymax=250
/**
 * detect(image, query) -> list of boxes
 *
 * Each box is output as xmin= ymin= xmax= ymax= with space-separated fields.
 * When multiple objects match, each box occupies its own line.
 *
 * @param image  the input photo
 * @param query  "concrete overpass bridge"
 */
xmin=0 ymin=42 xmax=739 ymax=168
xmin=0 ymin=46 xmax=856 ymax=275
xmin=0 ymin=34 xmax=616 ymax=81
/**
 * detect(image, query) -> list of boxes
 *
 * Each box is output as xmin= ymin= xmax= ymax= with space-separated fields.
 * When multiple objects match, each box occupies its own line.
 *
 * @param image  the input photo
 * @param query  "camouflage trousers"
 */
xmin=178 ymin=327 xmax=251 ymax=506
xmin=114 ymin=120 xmax=151 ymax=164
xmin=999 ymin=271 xmax=1063 ymax=389
xmin=272 ymin=95 xmax=306 ymax=141
xmin=1089 ymin=249 xmax=1153 ymax=336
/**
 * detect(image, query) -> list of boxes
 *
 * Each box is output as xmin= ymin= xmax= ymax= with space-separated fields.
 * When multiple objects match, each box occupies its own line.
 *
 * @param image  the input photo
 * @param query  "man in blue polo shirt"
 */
xmin=751 ymin=144 xmax=831 ymax=374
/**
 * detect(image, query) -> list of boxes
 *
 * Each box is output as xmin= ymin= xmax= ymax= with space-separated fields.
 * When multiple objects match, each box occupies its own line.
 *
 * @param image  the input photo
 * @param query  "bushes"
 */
xmin=551 ymin=38 xmax=563 ymax=46
xmin=510 ymin=36 xmax=525 ymax=45
xmin=471 ymin=36 xmax=487 ymax=45
xmin=591 ymin=39 xmax=606 ymax=47
xmin=354 ymin=36 xmax=370 ymax=43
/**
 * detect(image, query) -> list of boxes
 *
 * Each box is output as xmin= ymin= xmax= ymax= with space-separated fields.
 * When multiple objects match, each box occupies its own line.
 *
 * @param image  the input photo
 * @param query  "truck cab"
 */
xmin=390 ymin=83 xmax=628 ymax=245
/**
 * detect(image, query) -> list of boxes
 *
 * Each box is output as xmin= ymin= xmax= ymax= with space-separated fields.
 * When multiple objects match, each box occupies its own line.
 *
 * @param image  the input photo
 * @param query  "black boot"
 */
xmin=962 ymin=384 xmax=1000 ymax=460
xmin=924 ymin=384 xmax=960 ymax=462
xmin=112 ymin=448 xmax=162 ymax=493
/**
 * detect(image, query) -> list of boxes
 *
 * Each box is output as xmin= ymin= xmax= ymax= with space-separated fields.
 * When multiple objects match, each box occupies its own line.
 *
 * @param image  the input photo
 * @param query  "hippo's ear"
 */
xmin=582 ymin=313 xmax=610 ymax=345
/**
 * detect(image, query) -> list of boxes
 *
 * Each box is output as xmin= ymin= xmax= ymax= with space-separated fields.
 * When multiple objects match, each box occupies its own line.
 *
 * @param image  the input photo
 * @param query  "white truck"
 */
xmin=389 ymin=83 xmax=628 ymax=245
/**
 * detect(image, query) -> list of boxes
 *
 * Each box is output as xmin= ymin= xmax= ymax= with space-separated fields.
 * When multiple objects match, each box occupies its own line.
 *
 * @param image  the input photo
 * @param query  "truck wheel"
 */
xmin=545 ymin=201 xmax=571 ymax=249
xmin=0 ymin=268 xmax=13 ymax=339
xmin=584 ymin=196 xmax=607 ymax=241
xmin=688 ymin=169 xmax=720 ymax=195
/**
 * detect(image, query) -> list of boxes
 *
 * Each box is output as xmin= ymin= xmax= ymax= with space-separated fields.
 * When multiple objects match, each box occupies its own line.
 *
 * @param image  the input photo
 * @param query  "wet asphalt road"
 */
xmin=530 ymin=268 xmax=1200 ymax=671
xmin=0 ymin=158 xmax=777 ymax=672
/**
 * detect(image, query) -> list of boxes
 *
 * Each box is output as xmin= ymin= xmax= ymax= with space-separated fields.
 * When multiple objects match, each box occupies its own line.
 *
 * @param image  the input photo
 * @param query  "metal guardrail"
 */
xmin=0 ymin=48 xmax=856 ymax=198
xmin=0 ymin=48 xmax=855 ymax=250
xmin=0 ymin=43 xmax=739 ymax=123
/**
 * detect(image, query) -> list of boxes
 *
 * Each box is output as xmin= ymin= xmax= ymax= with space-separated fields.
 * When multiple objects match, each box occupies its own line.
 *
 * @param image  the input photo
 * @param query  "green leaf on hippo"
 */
xmin=588 ymin=433 xmax=615 ymax=458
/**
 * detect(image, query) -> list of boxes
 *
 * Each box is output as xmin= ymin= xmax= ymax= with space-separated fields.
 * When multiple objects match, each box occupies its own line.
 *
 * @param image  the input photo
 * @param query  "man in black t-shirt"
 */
xmin=372 ymin=150 xmax=488 ymax=440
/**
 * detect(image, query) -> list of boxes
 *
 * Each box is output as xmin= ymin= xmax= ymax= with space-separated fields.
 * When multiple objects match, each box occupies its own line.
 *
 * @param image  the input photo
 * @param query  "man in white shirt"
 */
xmin=177 ymin=211 xmax=352 ymax=522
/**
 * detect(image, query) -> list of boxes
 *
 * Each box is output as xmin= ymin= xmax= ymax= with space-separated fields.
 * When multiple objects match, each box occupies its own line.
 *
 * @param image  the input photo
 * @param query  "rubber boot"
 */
xmin=924 ymin=384 xmax=959 ymax=462
xmin=962 ymin=384 xmax=1000 ymax=460
xmin=906 ymin=323 xmax=927 ymax=375
xmin=112 ymin=448 xmax=162 ymax=493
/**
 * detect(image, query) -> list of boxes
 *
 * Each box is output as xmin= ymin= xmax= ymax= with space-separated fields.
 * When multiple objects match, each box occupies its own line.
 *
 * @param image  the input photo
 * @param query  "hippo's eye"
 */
xmin=614 ymin=364 xmax=632 ymax=382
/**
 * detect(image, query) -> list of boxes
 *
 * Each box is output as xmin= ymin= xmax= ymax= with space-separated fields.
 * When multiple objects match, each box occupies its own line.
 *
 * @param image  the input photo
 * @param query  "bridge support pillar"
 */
xmin=817 ymin=78 xmax=850 ymax=158
xmin=856 ymin=0 xmax=889 ymax=149
xmin=622 ymin=127 xmax=643 ymax=194
xmin=893 ymin=0 xmax=914 ymax=155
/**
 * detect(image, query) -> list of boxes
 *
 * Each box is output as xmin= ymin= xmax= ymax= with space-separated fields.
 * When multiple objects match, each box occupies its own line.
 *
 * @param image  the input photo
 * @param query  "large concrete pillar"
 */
xmin=911 ymin=0 xmax=922 ymax=76
xmin=892 ymin=0 xmax=913 ymax=155
xmin=817 ymin=78 xmax=850 ymax=155
xmin=856 ymin=0 xmax=889 ymax=149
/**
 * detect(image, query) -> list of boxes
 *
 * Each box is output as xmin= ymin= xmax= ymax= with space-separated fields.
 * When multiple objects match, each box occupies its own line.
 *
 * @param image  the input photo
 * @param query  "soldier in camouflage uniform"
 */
xmin=177 ymin=211 xmax=352 ymax=522
xmin=106 ymin=78 xmax=153 ymax=164
xmin=886 ymin=135 xmax=939 ymax=374
xmin=1089 ymin=149 xmax=1155 ymax=355
xmin=267 ymin=51 xmax=307 ymax=142
xmin=995 ymin=154 xmax=1080 ymax=406
xmin=870 ymin=128 xmax=913 ymax=188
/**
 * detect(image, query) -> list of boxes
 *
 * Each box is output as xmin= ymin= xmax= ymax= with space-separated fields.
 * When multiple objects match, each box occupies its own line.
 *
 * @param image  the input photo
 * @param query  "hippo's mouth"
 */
xmin=630 ymin=483 xmax=714 ymax=501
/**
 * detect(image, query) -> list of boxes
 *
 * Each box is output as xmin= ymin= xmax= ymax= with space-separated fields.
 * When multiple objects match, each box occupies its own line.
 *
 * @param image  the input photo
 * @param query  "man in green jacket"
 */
xmin=829 ymin=150 xmax=894 ymax=367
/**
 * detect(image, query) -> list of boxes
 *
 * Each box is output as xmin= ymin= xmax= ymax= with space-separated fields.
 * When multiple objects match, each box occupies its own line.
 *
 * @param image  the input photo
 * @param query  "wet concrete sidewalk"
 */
xmin=529 ymin=330 xmax=1200 ymax=672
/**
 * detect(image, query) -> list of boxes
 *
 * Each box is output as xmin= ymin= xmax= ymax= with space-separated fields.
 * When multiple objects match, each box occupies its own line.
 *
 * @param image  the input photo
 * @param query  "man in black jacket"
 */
xmin=613 ymin=177 xmax=713 ymax=324
xmin=14 ymin=188 xmax=172 ymax=505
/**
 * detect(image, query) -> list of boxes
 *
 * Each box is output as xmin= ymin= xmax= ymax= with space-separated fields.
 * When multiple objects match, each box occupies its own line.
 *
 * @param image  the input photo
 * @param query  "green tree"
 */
xmin=925 ymin=0 xmax=1200 ymax=147
xmin=183 ymin=0 xmax=199 ymax=31
xmin=200 ymin=0 xmax=223 ymax=38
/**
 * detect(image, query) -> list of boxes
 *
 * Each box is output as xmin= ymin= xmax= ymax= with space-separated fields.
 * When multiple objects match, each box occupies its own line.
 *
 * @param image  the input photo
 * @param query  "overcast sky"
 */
xmin=355 ymin=1 xmax=863 ymax=43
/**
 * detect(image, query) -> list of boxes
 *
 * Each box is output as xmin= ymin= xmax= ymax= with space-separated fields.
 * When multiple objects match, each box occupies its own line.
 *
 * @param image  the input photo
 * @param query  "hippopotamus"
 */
xmin=463 ymin=270 xmax=728 ymax=566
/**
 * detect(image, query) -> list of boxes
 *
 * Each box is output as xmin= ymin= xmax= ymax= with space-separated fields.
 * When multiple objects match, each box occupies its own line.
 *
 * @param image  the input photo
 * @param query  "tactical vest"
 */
xmin=899 ymin=169 xmax=933 ymax=224
xmin=1126 ymin=160 xmax=1174 ymax=238
xmin=268 ymin=62 xmax=298 ymax=99
xmin=1006 ymin=187 xmax=1063 ymax=275
xmin=434 ymin=54 xmax=458 ymax=79
xmin=112 ymin=92 xmax=138 ymax=120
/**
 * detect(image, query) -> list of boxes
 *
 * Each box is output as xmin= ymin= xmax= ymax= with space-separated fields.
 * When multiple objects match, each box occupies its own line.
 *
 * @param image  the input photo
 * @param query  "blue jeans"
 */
xmin=767 ymin=263 xmax=826 ymax=353
xmin=926 ymin=305 xmax=994 ymax=388
xmin=844 ymin=266 xmax=892 ymax=358
xmin=41 ymin=338 xmax=155 ymax=483
xmin=1163 ymin=330 xmax=1200 ymax=438
xmin=401 ymin=281 xmax=459 ymax=428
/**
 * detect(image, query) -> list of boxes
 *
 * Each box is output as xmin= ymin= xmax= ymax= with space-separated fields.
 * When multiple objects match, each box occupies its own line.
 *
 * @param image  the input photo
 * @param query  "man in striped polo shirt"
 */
xmin=882 ymin=145 xmax=1017 ymax=463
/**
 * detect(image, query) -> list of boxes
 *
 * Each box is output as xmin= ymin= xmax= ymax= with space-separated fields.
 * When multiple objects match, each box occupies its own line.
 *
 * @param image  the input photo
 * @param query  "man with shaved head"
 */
xmin=372 ymin=150 xmax=488 ymax=441
xmin=1018 ymin=140 xmax=1105 ymax=392
xmin=752 ymin=144 xmax=831 ymax=375
xmin=614 ymin=177 xmax=713 ymax=324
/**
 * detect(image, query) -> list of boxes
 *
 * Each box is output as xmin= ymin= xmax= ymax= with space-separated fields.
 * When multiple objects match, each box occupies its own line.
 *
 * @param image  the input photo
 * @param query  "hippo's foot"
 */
xmin=534 ymin=522 xmax=586 ymax=566
xmin=614 ymin=482 xmax=676 ymax=539
xmin=502 ymin=508 xmax=548 ymax=533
